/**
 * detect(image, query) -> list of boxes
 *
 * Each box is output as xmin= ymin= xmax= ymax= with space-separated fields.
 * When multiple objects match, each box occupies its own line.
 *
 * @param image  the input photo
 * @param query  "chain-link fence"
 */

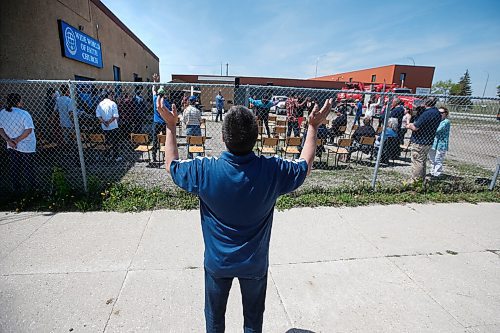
xmin=0 ymin=79 xmax=499 ymax=196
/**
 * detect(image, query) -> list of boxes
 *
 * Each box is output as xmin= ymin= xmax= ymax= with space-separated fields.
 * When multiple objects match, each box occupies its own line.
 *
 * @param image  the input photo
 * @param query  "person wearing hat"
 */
xmin=183 ymin=95 xmax=202 ymax=158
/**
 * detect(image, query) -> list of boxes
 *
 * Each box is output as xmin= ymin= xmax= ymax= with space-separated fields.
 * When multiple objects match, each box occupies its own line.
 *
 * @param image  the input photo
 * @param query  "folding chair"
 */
xmin=256 ymin=125 xmax=265 ymax=147
xmin=326 ymin=138 xmax=352 ymax=168
xmin=158 ymin=134 xmax=166 ymax=165
xmin=88 ymin=133 xmax=112 ymax=162
xmin=315 ymin=138 xmax=326 ymax=165
xmin=276 ymin=119 xmax=287 ymax=127
xmin=257 ymin=137 xmax=279 ymax=156
xmin=349 ymin=124 xmax=359 ymax=137
xmin=355 ymin=136 xmax=375 ymax=164
xmin=281 ymin=137 xmax=302 ymax=159
xmin=130 ymin=133 xmax=152 ymax=162
xmin=273 ymin=126 xmax=287 ymax=139
xmin=338 ymin=125 xmax=347 ymax=138
xmin=268 ymin=114 xmax=277 ymax=127
xmin=38 ymin=136 xmax=58 ymax=151
xmin=186 ymin=135 xmax=206 ymax=158
xmin=200 ymin=118 xmax=207 ymax=137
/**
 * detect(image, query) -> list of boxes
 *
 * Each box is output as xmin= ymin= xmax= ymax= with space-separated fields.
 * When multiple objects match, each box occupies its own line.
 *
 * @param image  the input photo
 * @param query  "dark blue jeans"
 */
xmin=151 ymin=122 xmax=164 ymax=160
xmin=205 ymin=270 xmax=267 ymax=333
xmin=8 ymin=149 xmax=35 ymax=192
xmin=216 ymin=107 xmax=223 ymax=122
xmin=354 ymin=114 xmax=362 ymax=126
xmin=287 ymin=121 xmax=300 ymax=137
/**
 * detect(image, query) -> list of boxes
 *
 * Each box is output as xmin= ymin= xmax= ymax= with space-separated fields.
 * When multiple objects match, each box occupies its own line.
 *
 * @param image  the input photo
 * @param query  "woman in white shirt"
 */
xmin=0 ymin=93 xmax=37 ymax=191
xmin=365 ymin=97 xmax=380 ymax=125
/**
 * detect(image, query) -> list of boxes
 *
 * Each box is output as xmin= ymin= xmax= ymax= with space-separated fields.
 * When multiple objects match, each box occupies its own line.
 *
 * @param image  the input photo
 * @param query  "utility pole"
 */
xmin=482 ymin=71 xmax=489 ymax=97
xmin=226 ymin=63 xmax=229 ymax=76
xmin=220 ymin=63 xmax=223 ymax=76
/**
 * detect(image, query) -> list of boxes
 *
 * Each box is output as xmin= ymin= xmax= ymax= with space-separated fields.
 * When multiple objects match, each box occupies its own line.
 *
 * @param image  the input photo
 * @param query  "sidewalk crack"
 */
xmin=102 ymin=210 xmax=153 ymax=333
xmin=269 ymin=268 xmax=295 ymax=329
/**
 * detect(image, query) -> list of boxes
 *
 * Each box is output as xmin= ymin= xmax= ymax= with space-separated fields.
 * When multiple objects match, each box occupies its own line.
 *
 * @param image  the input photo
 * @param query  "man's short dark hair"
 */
xmin=424 ymin=97 xmax=437 ymax=107
xmin=222 ymin=106 xmax=258 ymax=156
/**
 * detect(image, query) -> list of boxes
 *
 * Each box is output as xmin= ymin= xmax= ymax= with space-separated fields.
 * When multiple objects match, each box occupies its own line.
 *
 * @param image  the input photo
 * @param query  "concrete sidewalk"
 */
xmin=0 ymin=203 xmax=499 ymax=332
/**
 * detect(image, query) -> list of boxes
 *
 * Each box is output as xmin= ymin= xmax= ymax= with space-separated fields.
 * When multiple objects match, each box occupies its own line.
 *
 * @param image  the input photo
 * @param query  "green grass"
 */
xmin=1 ymin=161 xmax=498 ymax=213
xmin=1 ymin=180 xmax=498 ymax=213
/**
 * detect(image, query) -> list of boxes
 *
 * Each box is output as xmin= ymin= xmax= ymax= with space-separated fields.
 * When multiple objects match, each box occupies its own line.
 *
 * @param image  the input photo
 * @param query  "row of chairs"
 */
xmin=77 ymin=133 xmax=207 ymax=163
xmin=129 ymin=134 xmax=207 ymax=163
xmin=257 ymin=137 xmax=303 ymax=159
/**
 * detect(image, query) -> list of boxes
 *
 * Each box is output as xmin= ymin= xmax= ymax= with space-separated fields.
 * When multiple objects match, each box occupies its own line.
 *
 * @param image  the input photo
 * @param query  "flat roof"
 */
xmin=312 ymin=64 xmax=435 ymax=80
xmin=91 ymin=0 xmax=159 ymax=61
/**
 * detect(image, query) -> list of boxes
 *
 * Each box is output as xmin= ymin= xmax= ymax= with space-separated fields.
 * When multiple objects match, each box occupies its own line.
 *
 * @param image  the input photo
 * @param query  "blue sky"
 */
xmin=103 ymin=0 xmax=500 ymax=97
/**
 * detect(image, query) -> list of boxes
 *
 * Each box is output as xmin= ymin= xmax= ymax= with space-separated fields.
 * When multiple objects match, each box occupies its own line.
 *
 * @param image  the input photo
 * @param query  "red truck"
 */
xmin=336 ymin=81 xmax=424 ymax=116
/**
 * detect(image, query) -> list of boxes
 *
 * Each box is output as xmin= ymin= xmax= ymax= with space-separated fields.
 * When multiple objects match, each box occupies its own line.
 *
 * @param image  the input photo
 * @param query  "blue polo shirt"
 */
xmin=356 ymin=101 xmax=363 ymax=117
xmin=170 ymin=151 xmax=308 ymax=278
xmin=411 ymin=107 xmax=442 ymax=145
xmin=215 ymin=94 xmax=224 ymax=109
xmin=153 ymin=95 xmax=172 ymax=124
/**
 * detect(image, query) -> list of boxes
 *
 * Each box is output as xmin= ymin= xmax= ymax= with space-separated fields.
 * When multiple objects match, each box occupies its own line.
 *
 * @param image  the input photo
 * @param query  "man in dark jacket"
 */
xmin=351 ymin=116 xmax=376 ymax=143
xmin=330 ymin=109 xmax=347 ymax=139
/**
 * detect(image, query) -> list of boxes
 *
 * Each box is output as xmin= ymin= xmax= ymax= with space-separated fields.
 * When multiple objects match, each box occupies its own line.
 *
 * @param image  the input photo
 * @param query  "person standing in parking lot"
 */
xmin=215 ymin=91 xmax=225 ymax=122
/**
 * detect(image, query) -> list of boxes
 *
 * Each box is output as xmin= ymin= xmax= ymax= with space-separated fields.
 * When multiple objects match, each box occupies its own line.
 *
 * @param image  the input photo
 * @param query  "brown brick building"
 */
xmin=0 ymin=0 xmax=159 ymax=81
xmin=311 ymin=64 xmax=435 ymax=93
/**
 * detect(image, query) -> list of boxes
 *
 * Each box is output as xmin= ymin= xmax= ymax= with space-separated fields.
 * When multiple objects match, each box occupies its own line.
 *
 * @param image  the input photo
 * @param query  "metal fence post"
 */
xmin=245 ymin=85 xmax=250 ymax=107
xmin=489 ymin=158 xmax=500 ymax=191
xmin=371 ymin=94 xmax=393 ymax=189
xmin=69 ymin=80 xmax=88 ymax=192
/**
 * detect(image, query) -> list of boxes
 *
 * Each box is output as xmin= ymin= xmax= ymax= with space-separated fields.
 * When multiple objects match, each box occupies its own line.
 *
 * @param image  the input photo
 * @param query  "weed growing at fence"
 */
xmin=1 ymin=179 xmax=497 ymax=213
xmin=0 ymin=158 xmax=497 ymax=213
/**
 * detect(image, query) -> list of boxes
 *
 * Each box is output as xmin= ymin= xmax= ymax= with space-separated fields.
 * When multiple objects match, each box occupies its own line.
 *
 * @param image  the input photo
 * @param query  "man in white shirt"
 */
xmin=55 ymin=85 xmax=76 ymax=145
xmin=96 ymin=91 xmax=121 ymax=161
xmin=0 ymin=93 xmax=37 ymax=191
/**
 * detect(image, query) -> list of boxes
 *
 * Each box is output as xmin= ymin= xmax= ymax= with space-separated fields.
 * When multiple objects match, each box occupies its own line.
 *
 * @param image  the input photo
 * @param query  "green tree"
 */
xmin=431 ymin=79 xmax=456 ymax=95
xmin=449 ymin=70 xmax=473 ymax=105
xmin=497 ymin=84 xmax=500 ymax=98
xmin=457 ymin=69 xmax=472 ymax=96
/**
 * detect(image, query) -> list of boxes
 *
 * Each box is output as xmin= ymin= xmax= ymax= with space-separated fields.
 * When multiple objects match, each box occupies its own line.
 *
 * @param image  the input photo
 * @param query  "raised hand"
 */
xmin=157 ymin=96 xmax=178 ymax=129
xmin=308 ymin=98 xmax=333 ymax=128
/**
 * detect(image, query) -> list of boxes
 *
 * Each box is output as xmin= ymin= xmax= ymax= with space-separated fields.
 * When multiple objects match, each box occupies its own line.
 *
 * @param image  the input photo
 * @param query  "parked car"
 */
xmin=270 ymin=96 xmax=287 ymax=115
